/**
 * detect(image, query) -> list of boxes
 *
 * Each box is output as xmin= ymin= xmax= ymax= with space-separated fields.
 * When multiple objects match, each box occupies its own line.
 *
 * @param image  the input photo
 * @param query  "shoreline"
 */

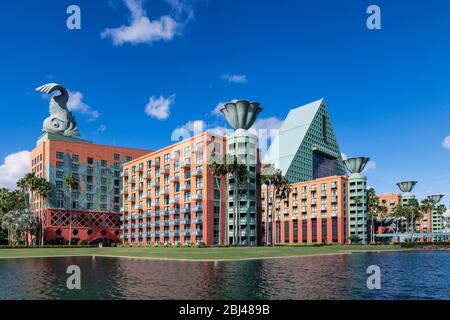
xmin=0 ymin=247 xmax=418 ymax=262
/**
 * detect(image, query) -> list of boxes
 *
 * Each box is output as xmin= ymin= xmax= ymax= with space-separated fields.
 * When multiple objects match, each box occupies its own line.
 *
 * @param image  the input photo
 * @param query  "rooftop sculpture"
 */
xmin=36 ymin=83 xmax=80 ymax=137
xmin=396 ymin=181 xmax=417 ymax=194
xmin=428 ymin=194 xmax=444 ymax=203
xmin=220 ymin=100 xmax=263 ymax=131
xmin=343 ymin=157 xmax=370 ymax=175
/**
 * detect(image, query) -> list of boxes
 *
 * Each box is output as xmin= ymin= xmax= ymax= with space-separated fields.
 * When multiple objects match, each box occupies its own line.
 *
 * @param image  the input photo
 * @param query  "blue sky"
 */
xmin=0 ymin=0 xmax=449 ymax=208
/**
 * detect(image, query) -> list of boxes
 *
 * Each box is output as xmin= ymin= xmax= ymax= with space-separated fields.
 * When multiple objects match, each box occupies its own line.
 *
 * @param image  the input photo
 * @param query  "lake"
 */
xmin=0 ymin=251 xmax=449 ymax=299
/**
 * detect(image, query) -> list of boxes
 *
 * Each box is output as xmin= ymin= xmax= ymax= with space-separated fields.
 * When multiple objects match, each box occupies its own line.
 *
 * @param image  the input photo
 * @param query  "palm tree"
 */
xmin=367 ymin=188 xmax=378 ymax=244
xmin=17 ymin=173 xmax=38 ymax=212
xmin=64 ymin=175 xmax=78 ymax=246
xmin=436 ymin=204 xmax=447 ymax=241
xmin=235 ymin=164 xmax=251 ymax=245
xmin=207 ymin=152 xmax=228 ymax=245
xmin=351 ymin=196 xmax=362 ymax=244
xmin=259 ymin=164 xmax=281 ymax=245
xmin=35 ymin=179 xmax=52 ymax=246
xmin=274 ymin=176 xmax=290 ymax=245
xmin=420 ymin=198 xmax=433 ymax=241
xmin=225 ymin=155 xmax=251 ymax=245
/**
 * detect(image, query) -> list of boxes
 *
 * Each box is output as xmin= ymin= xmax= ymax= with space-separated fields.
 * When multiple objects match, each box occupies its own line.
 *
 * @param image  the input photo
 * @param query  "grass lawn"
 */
xmin=0 ymin=245 xmax=407 ymax=261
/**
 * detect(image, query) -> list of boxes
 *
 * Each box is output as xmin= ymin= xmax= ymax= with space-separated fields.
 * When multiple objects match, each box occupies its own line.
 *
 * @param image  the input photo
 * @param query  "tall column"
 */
xmin=226 ymin=131 xmax=258 ymax=246
xmin=220 ymin=100 xmax=263 ymax=246
xmin=396 ymin=181 xmax=418 ymax=241
xmin=344 ymin=157 xmax=370 ymax=244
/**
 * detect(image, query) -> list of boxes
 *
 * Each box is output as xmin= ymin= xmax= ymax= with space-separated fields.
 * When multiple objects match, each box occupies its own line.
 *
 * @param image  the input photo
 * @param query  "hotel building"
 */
xmin=262 ymin=98 xmax=349 ymax=244
xmin=30 ymin=83 xmax=444 ymax=246
xmin=261 ymin=175 xmax=348 ymax=244
xmin=30 ymin=132 xmax=150 ymax=244
xmin=120 ymin=132 xmax=228 ymax=246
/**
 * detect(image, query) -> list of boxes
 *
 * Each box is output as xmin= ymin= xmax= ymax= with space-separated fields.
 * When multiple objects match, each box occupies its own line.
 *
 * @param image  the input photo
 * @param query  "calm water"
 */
xmin=0 ymin=251 xmax=449 ymax=300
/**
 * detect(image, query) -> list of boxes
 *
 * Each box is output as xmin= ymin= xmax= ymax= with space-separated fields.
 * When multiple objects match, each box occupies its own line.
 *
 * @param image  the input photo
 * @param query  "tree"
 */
xmin=350 ymin=195 xmax=362 ymax=244
xmin=35 ymin=178 xmax=52 ymax=246
xmin=273 ymin=176 xmax=291 ymax=245
xmin=1 ymin=209 xmax=37 ymax=246
xmin=259 ymin=164 xmax=282 ymax=245
xmin=349 ymin=234 xmax=362 ymax=244
xmin=64 ymin=175 xmax=78 ymax=246
xmin=207 ymin=152 xmax=228 ymax=245
xmin=225 ymin=155 xmax=251 ymax=245
xmin=367 ymin=188 xmax=378 ymax=244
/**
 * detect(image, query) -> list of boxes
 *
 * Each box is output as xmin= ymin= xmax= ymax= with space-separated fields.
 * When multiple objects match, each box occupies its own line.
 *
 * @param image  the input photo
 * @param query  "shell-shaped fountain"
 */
xmin=220 ymin=100 xmax=263 ymax=131
xmin=428 ymin=194 xmax=444 ymax=203
xmin=396 ymin=181 xmax=417 ymax=194
xmin=343 ymin=157 xmax=370 ymax=175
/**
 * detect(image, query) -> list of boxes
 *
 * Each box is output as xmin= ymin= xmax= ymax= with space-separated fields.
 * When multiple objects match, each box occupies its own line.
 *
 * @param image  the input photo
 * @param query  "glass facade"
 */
xmin=313 ymin=152 xmax=336 ymax=179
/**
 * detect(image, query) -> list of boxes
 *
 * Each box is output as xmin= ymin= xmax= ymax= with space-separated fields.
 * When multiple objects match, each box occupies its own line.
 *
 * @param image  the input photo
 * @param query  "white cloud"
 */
xmin=0 ymin=151 xmax=30 ymax=190
xmin=442 ymin=135 xmax=450 ymax=151
xmin=96 ymin=124 xmax=107 ymax=134
xmin=145 ymin=94 xmax=175 ymax=120
xmin=249 ymin=117 xmax=283 ymax=140
xmin=67 ymin=90 xmax=100 ymax=122
xmin=101 ymin=0 xmax=183 ymax=45
xmin=221 ymin=74 xmax=248 ymax=84
xmin=171 ymin=120 xmax=232 ymax=142
xmin=364 ymin=160 xmax=377 ymax=172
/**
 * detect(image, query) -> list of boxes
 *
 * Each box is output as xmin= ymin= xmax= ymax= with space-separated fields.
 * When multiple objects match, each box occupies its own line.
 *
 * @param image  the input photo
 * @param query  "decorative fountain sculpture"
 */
xmin=220 ymin=100 xmax=263 ymax=133
xmin=343 ymin=157 xmax=370 ymax=176
xmin=219 ymin=99 xmax=263 ymax=246
xmin=396 ymin=181 xmax=418 ymax=195
xmin=343 ymin=157 xmax=370 ymax=244
xmin=428 ymin=194 xmax=444 ymax=203
xmin=36 ymin=83 xmax=80 ymax=137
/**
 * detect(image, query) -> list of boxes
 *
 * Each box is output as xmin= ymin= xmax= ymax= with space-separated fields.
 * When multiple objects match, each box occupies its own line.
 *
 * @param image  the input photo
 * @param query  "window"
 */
xmin=101 ymin=160 xmax=107 ymax=167
xmin=56 ymin=161 xmax=64 ymax=170
xmin=72 ymin=154 xmax=79 ymax=162
xmin=114 ymin=153 xmax=120 ymax=161
xmin=196 ymin=178 xmax=203 ymax=189
xmin=87 ymin=157 xmax=94 ymax=165
xmin=56 ymin=151 xmax=64 ymax=160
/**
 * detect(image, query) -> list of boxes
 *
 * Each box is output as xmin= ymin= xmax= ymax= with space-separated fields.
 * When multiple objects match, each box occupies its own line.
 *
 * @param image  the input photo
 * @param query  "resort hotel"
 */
xmin=28 ymin=83 xmax=447 ymax=246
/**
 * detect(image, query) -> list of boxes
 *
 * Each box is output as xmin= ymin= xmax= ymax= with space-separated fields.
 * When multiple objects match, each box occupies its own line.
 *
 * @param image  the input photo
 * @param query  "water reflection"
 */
xmin=0 ymin=251 xmax=449 ymax=300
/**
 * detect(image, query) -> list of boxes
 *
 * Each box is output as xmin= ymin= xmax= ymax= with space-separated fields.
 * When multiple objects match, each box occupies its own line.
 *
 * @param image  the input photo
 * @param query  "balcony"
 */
xmin=193 ymin=217 xmax=203 ymax=224
xmin=169 ymin=220 xmax=180 ymax=226
xmin=169 ymin=208 xmax=180 ymax=215
xmin=169 ymin=198 xmax=180 ymax=205
xmin=193 ymin=168 xmax=203 ymax=177
xmin=331 ymin=182 xmax=337 ymax=188
xmin=191 ymin=193 xmax=202 ymax=201
xmin=181 ymin=218 xmax=191 ymax=225
xmin=192 ymin=229 xmax=202 ymax=236
xmin=331 ymin=196 xmax=337 ymax=203
xmin=121 ymin=188 xmax=129 ymax=195
xmin=192 ymin=205 xmax=203 ymax=212
xmin=160 ymin=189 xmax=169 ymax=196
xmin=180 ymin=207 xmax=190 ymax=214
xmin=181 ymin=183 xmax=190 ymax=191
xmin=181 ymin=158 xmax=191 ymax=168
xmin=169 ymin=175 xmax=180 ymax=183
xmin=161 ymin=168 xmax=170 ymax=175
